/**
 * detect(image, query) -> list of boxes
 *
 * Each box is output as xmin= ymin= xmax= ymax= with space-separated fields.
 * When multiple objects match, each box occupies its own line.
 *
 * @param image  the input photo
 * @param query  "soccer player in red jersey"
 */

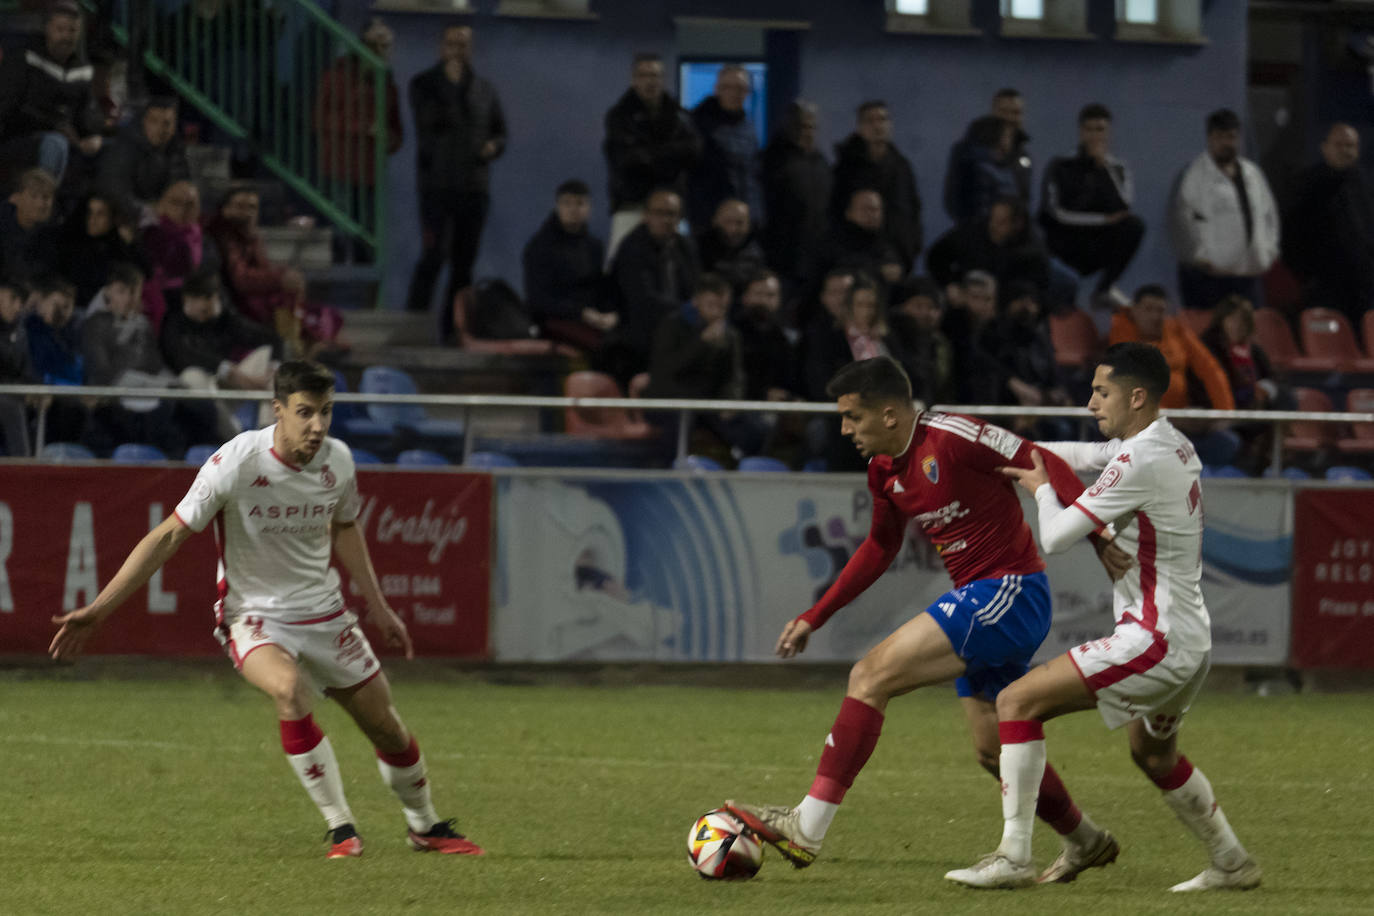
xmin=50 ymin=361 xmax=484 ymax=859
xmin=727 ymin=357 xmax=1124 ymax=877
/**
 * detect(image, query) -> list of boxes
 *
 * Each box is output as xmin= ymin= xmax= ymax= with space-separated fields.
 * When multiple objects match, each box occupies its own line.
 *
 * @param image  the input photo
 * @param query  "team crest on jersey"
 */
xmin=1087 ymin=466 xmax=1123 ymax=497
xmin=922 ymin=455 xmax=939 ymax=483
xmin=320 ymin=464 xmax=336 ymax=489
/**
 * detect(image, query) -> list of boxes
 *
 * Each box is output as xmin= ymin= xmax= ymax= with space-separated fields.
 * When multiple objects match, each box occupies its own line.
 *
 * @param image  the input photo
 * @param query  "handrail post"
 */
xmin=462 ymin=406 xmax=473 ymax=465
xmin=1271 ymin=421 xmax=1284 ymax=476
xmin=676 ymin=411 xmax=691 ymax=461
xmin=34 ymin=401 xmax=48 ymax=454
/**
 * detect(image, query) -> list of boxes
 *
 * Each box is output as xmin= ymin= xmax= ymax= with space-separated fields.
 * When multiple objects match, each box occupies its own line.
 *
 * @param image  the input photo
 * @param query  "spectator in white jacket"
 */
xmin=1169 ymin=108 xmax=1279 ymax=312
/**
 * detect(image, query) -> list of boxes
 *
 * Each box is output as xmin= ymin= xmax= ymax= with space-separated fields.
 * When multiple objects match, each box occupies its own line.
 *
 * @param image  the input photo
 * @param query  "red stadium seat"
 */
xmin=563 ymin=371 xmax=655 ymax=439
xmin=1298 ymin=308 xmax=1374 ymax=373
xmin=1337 ymin=388 xmax=1374 ymax=455
xmin=451 ymin=287 xmax=579 ymax=357
xmin=1252 ymin=308 xmax=1302 ymax=372
xmin=1049 ymin=309 xmax=1101 ymax=369
xmin=1284 ymin=387 xmax=1337 ymax=453
xmin=1178 ymin=309 xmax=1211 ymax=338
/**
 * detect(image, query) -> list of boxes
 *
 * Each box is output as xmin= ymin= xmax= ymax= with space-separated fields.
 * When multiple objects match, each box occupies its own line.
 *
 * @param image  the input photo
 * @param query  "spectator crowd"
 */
xmin=1 ymin=5 xmax=1371 ymax=473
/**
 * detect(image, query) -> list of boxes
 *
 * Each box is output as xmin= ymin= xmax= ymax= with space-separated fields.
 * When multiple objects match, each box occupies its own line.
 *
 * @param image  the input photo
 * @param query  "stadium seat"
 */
xmin=330 ymin=369 xmax=391 ymax=440
xmin=395 ymin=449 xmax=449 ymax=467
xmin=1298 ymin=308 xmax=1374 ymax=373
xmin=184 ymin=444 xmax=219 ymax=465
xmin=234 ymin=401 xmax=262 ymax=431
xmin=1251 ymin=308 xmax=1303 ymax=372
xmin=802 ymin=458 xmax=828 ymax=473
xmin=1048 ymin=309 xmax=1101 ymax=369
xmin=1283 ymin=387 xmax=1337 ymax=453
xmin=737 ymin=456 xmax=789 ymax=472
xmin=1326 ymin=465 xmax=1372 ymax=481
xmin=673 ymin=454 xmax=722 ymax=472
xmin=111 ymin=443 xmax=167 ymax=463
xmin=1279 ymin=465 xmax=1312 ymax=480
xmin=1203 ymin=464 xmax=1248 ymax=479
xmin=1178 ymin=309 xmax=1211 ymax=338
xmin=562 ymin=371 xmax=655 ymax=439
xmin=1193 ymin=428 xmax=1241 ymax=468
xmin=359 ymin=366 xmax=465 ymax=443
xmin=450 ymin=287 xmax=578 ymax=356
xmin=465 ymin=450 xmax=519 ymax=468
xmin=1337 ymin=388 xmax=1374 ymax=455
xmin=349 ymin=448 xmax=382 ymax=464
xmin=39 ymin=441 xmax=95 ymax=462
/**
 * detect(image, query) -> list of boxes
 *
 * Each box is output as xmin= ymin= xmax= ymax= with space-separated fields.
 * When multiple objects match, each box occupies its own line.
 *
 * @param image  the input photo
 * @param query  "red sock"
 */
xmin=1036 ymin=762 xmax=1083 ymax=834
xmin=1151 ymin=755 xmax=1194 ymax=791
xmin=279 ymin=715 xmax=324 ymax=755
xmin=376 ymin=736 xmax=421 ymax=768
xmin=809 ymin=697 xmax=884 ymax=803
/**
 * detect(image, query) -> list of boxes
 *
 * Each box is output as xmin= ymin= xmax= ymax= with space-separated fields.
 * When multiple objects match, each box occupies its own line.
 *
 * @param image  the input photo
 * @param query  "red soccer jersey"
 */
xmin=799 ymin=411 xmax=1089 ymax=630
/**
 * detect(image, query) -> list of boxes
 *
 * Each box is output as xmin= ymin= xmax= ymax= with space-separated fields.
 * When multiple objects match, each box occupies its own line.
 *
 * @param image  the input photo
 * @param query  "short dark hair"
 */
xmin=31 ymin=275 xmax=75 ymax=299
xmin=741 ymin=268 xmax=779 ymax=291
xmin=105 ymin=261 xmax=144 ymax=290
xmin=182 ymin=268 xmax=221 ymax=301
xmin=632 ymin=52 xmax=661 ymax=68
xmin=825 ymin=356 xmax=913 ymax=405
xmin=893 ymin=275 xmax=944 ymax=309
xmin=555 ymin=178 xmax=590 ymax=198
xmin=0 ymin=278 xmax=28 ymax=300
xmin=44 ymin=0 xmax=81 ymax=23
xmin=1078 ymin=102 xmax=1112 ymax=124
xmin=144 ymin=96 xmax=178 ymax=113
xmin=857 ymin=99 xmax=888 ymax=118
xmin=273 ymin=360 xmax=335 ymax=403
xmin=1132 ymin=283 xmax=1170 ymax=305
xmin=1099 ymin=342 xmax=1169 ymax=403
xmin=1206 ymin=108 xmax=1241 ymax=134
xmin=993 ymin=87 xmax=1022 ymax=102
xmin=695 ymin=272 xmax=731 ymax=298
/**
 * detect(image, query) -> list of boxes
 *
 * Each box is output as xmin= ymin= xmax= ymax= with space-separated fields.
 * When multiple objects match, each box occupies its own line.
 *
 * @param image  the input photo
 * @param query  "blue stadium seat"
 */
xmin=1272 ymin=466 xmax=1311 ymax=481
xmin=1194 ymin=429 xmax=1241 ymax=468
xmin=39 ymin=441 xmax=95 ymax=462
xmin=1204 ymin=465 xmax=1248 ymax=479
xmin=111 ymin=443 xmax=168 ymax=463
xmin=465 ymin=450 xmax=519 ymax=468
xmin=1326 ymin=465 xmax=1372 ymax=481
xmin=737 ymin=456 xmax=789 ymax=472
xmin=184 ymin=444 xmax=219 ymax=466
xmin=673 ymin=455 xmax=722 ymax=472
xmin=332 ymin=369 xmax=393 ymax=440
xmin=396 ymin=449 xmax=449 ymax=467
xmin=234 ymin=402 xmax=261 ymax=431
xmin=359 ymin=366 xmax=465 ymax=441
xmin=349 ymin=448 xmax=382 ymax=465
xmin=802 ymin=458 xmax=828 ymax=473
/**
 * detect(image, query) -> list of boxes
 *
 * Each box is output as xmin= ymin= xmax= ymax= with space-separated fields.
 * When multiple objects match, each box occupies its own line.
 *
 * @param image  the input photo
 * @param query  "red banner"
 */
xmin=1291 ymin=489 xmax=1374 ymax=668
xmin=0 ymin=465 xmax=490 ymax=658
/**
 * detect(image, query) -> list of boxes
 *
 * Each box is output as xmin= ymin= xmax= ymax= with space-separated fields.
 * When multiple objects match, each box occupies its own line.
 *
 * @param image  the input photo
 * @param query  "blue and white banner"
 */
xmin=492 ymin=474 xmax=1291 ymax=666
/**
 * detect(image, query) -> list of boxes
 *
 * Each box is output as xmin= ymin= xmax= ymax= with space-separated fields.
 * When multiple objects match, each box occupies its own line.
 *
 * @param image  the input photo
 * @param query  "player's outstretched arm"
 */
xmin=50 ymin=515 xmax=193 ymax=661
xmin=331 ymin=520 xmax=413 ymax=659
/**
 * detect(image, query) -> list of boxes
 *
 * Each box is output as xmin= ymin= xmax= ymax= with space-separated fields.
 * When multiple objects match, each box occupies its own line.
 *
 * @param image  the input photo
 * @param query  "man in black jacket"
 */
xmin=1283 ymin=122 xmax=1374 ymax=341
xmin=761 ymin=100 xmax=831 ymax=292
xmin=0 ymin=280 xmax=35 ymax=456
xmin=0 ymin=1 xmax=103 ymax=184
xmin=830 ymin=101 xmax=923 ymax=273
xmin=602 ymin=53 xmax=701 ymax=260
xmin=1039 ymin=103 xmax=1144 ymax=309
xmin=95 ymin=97 xmax=190 ymax=220
xmin=405 ymin=24 xmax=506 ymax=338
xmin=522 ymin=179 xmax=614 ymax=352
xmin=602 ymin=188 xmax=699 ymax=385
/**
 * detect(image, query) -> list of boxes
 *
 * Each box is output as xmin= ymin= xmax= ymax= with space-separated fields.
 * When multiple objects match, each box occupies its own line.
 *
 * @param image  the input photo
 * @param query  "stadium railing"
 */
xmin=3 ymin=383 xmax=1370 ymax=473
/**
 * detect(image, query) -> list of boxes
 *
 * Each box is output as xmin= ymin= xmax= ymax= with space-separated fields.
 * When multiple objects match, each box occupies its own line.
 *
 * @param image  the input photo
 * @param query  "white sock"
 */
xmin=1065 ymin=810 xmax=1102 ymax=850
xmin=286 ymin=736 xmax=353 ymax=829
xmin=377 ymin=754 xmax=441 ymax=834
xmin=1160 ymin=766 xmax=1248 ymax=870
xmin=796 ymin=795 xmax=838 ymax=841
xmin=997 ymin=739 xmax=1046 ymax=864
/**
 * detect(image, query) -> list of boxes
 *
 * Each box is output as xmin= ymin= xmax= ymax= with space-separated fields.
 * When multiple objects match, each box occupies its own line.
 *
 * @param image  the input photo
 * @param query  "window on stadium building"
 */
xmin=495 ymin=0 xmax=596 ymax=19
xmin=884 ymin=0 xmax=978 ymax=36
xmin=1115 ymin=0 xmax=1205 ymax=43
xmin=998 ymin=0 xmax=1091 ymax=39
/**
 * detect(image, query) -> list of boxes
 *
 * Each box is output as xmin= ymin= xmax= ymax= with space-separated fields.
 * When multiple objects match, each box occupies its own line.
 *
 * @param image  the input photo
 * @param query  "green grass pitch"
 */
xmin=1 ymin=665 xmax=1370 ymax=915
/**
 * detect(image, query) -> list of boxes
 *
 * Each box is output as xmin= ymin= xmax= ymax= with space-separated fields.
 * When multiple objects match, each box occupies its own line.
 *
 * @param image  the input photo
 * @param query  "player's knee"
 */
xmin=846 ymin=656 xmax=884 ymax=703
xmin=1130 ymin=747 xmax=1176 ymax=781
xmin=994 ymin=685 xmax=1033 ymax=721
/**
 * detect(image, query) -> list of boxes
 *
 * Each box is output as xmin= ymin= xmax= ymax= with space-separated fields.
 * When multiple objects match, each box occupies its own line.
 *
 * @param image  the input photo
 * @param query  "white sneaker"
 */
xmin=1169 ymin=857 xmax=1262 ymax=892
xmin=1038 ymin=830 xmax=1120 ymax=884
xmin=945 ymin=852 xmax=1037 ymax=889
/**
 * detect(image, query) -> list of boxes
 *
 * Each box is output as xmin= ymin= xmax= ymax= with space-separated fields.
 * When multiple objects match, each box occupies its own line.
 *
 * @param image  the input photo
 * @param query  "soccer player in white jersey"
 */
xmin=50 ymin=361 xmax=485 ymax=860
xmin=946 ymin=342 xmax=1260 ymax=891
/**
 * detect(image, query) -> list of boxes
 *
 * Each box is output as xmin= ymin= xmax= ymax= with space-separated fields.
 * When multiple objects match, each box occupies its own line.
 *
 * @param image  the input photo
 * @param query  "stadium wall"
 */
xmin=326 ymin=0 xmax=1248 ymax=312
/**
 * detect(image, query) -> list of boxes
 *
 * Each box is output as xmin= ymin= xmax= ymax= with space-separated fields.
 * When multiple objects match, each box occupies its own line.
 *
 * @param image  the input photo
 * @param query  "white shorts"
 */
xmin=217 ymin=608 xmax=382 ymax=695
xmin=1068 ymin=621 xmax=1209 ymax=738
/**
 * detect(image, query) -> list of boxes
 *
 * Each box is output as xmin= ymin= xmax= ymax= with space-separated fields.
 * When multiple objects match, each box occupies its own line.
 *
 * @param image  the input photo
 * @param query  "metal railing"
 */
xmin=97 ymin=0 xmax=388 ymax=269
xmin=2 ymin=384 xmax=1370 ymax=474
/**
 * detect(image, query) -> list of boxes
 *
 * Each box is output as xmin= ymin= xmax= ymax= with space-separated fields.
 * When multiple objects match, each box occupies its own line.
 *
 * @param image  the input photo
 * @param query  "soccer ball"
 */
xmin=686 ymin=808 xmax=764 ymax=880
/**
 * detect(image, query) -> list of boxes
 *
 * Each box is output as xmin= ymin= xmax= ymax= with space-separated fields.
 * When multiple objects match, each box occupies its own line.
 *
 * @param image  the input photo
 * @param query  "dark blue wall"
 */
xmin=334 ymin=0 xmax=1247 ymax=311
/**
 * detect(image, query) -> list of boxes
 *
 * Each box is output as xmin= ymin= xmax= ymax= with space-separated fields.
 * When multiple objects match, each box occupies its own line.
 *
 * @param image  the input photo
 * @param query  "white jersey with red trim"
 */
xmin=174 ymin=426 xmax=360 ymax=623
xmin=1038 ymin=418 xmax=1211 ymax=652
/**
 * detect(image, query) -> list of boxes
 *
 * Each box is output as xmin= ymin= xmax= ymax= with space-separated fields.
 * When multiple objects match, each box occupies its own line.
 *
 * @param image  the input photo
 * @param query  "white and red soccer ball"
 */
xmin=687 ymin=808 xmax=764 ymax=880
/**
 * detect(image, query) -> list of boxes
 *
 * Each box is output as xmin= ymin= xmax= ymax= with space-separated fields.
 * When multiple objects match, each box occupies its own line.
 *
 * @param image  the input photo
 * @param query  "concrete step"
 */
xmin=337 ymin=311 xmax=433 ymax=349
xmin=186 ymin=144 xmax=231 ymax=182
xmin=260 ymin=224 xmax=333 ymax=270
